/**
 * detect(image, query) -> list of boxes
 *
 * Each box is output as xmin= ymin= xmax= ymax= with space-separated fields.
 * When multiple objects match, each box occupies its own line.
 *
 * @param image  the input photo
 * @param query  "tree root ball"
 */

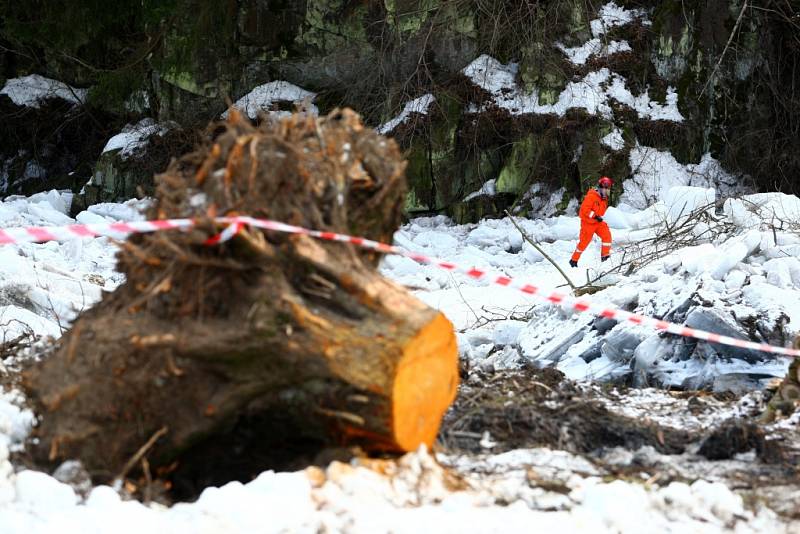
xmin=23 ymin=108 xmax=458 ymax=490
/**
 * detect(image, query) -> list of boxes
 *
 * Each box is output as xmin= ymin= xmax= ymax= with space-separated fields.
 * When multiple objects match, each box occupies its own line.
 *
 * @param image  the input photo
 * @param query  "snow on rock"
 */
xmin=523 ymin=183 xmax=566 ymax=219
xmin=377 ymin=94 xmax=435 ymax=135
xmin=102 ymin=119 xmax=172 ymax=160
xmin=463 ymin=179 xmax=497 ymax=202
xmin=605 ymin=77 xmax=683 ymax=121
xmin=590 ymin=1 xmax=649 ymax=37
xmin=223 ymin=81 xmax=317 ymax=120
xmin=601 ymin=128 xmax=625 ymax=151
xmin=743 ymin=281 xmax=800 ymax=334
xmin=0 ymin=74 xmax=87 ymax=108
xmin=557 ymin=39 xmax=632 ymax=66
xmin=87 ymin=198 xmax=151 ymax=222
xmin=462 ymin=58 xmax=682 ymax=122
xmin=621 ymin=146 xmax=747 ymax=209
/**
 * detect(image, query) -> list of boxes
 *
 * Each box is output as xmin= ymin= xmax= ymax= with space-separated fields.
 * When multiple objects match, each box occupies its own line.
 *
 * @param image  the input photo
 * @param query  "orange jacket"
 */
xmin=578 ymin=188 xmax=608 ymax=225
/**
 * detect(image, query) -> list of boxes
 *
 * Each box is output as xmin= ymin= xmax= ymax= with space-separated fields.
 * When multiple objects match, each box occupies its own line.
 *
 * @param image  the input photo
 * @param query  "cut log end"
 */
xmin=392 ymin=312 xmax=459 ymax=451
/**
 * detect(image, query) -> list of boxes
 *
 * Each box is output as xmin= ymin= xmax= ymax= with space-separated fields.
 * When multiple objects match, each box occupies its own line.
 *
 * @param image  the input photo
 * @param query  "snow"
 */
xmin=0 ymin=191 xmax=139 ymax=338
xmin=724 ymin=192 xmax=800 ymax=229
xmin=382 ymin=178 xmax=798 ymax=391
xmin=377 ymin=94 xmax=435 ymax=135
xmin=464 ymin=179 xmax=497 ymax=201
xmin=0 ymin=169 xmax=798 ymax=531
xmin=621 ymin=145 xmax=749 ymax=209
xmin=463 ymin=3 xmax=681 ymax=124
xmin=102 ymin=119 xmax=172 ymax=160
xmin=0 ymin=74 xmax=88 ymax=108
xmin=223 ymin=80 xmax=318 ymax=120
xmin=556 ymin=1 xmax=648 ymax=66
xmin=463 ymin=59 xmax=683 ymax=122
xmin=590 ymin=2 xmax=648 ymax=38
xmin=601 ymin=127 xmax=625 ymax=150
xmin=557 ymin=39 xmax=632 ymax=65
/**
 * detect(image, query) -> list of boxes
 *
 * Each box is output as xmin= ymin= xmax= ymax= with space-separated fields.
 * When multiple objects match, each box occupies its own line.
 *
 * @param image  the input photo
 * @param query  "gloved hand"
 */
xmin=594 ymin=216 xmax=603 ymax=222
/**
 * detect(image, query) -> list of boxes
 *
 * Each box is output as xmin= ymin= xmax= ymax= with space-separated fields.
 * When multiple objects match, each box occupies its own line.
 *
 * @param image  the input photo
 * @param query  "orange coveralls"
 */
xmin=571 ymin=188 xmax=611 ymax=262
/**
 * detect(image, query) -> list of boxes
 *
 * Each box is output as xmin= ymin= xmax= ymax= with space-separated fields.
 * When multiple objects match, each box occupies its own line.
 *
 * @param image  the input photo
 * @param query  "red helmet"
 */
xmin=598 ymin=176 xmax=613 ymax=188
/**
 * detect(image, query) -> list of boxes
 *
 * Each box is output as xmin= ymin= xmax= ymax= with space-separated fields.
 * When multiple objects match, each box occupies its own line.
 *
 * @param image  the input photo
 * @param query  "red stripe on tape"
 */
xmin=109 ymin=222 xmax=136 ymax=233
xmin=26 ymin=227 xmax=57 ymax=242
xmin=573 ymin=300 xmax=590 ymax=311
xmin=68 ymin=225 xmax=97 ymax=237
xmin=520 ymin=285 xmax=537 ymax=294
xmin=0 ymin=229 xmax=14 ymax=244
xmin=150 ymin=219 xmax=181 ymax=230
xmin=466 ymin=268 xmax=484 ymax=278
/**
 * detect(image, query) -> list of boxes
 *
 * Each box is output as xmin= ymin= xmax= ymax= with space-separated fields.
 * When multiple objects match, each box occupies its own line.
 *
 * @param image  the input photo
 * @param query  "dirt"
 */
xmin=437 ymin=365 xmax=800 ymax=520
xmin=439 ymin=365 xmax=691 ymax=455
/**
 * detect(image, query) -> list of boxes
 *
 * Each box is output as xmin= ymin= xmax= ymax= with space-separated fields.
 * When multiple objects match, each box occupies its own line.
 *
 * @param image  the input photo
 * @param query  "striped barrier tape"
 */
xmin=2 ymin=214 xmax=799 ymax=358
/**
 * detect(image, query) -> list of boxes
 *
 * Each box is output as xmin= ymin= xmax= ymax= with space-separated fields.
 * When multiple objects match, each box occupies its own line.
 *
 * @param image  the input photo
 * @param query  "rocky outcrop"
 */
xmin=1 ymin=1 xmax=798 ymax=220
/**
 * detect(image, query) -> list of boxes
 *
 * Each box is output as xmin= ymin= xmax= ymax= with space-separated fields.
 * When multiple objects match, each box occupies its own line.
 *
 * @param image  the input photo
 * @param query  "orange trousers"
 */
xmin=571 ymin=222 xmax=611 ymax=261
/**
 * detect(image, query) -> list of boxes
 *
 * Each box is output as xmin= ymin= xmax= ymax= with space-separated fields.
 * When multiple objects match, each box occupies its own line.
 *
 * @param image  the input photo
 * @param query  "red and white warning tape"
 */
xmin=2 ymin=215 xmax=799 ymax=358
xmin=0 ymin=219 xmax=195 ymax=244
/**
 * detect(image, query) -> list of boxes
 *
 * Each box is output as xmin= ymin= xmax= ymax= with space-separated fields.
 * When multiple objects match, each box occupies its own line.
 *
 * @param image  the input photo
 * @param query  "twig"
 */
xmin=505 ymin=210 xmax=576 ymax=292
xmin=113 ymin=426 xmax=168 ymax=488
xmin=700 ymin=0 xmax=748 ymax=97
xmin=450 ymin=272 xmax=481 ymax=326
xmin=141 ymin=457 xmax=153 ymax=505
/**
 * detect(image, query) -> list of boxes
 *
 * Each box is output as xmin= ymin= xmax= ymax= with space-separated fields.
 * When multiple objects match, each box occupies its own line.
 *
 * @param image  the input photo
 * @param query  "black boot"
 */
xmin=569 ymin=259 xmax=578 ymax=268
xmin=601 ymin=255 xmax=610 ymax=262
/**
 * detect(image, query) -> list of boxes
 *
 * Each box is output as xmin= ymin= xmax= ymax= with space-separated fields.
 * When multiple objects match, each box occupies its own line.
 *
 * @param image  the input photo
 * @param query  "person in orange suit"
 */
xmin=569 ymin=176 xmax=612 ymax=267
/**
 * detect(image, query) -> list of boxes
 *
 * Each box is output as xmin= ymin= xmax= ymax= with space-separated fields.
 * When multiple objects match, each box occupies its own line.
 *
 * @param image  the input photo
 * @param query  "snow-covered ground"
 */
xmin=1 ymin=156 xmax=799 ymax=531
xmin=387 ymin=176 xmax=798 ymax=391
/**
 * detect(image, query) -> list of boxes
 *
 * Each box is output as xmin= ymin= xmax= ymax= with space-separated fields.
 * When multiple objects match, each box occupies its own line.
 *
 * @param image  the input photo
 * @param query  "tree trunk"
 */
xmin=23 ymin=109 xmax=459 ymax=484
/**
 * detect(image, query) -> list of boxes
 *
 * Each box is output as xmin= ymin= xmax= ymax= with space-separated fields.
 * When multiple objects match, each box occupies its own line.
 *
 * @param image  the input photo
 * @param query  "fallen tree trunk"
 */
xmin=23 ymin=109 xmax=458 ymax=485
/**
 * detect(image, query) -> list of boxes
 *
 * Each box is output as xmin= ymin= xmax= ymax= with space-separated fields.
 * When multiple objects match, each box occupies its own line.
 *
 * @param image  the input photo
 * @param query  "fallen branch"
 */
xmin=113 ymin=426 xmax=168 ymax=489
xmin=505 ymin=210 xmax=576 ymax=293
